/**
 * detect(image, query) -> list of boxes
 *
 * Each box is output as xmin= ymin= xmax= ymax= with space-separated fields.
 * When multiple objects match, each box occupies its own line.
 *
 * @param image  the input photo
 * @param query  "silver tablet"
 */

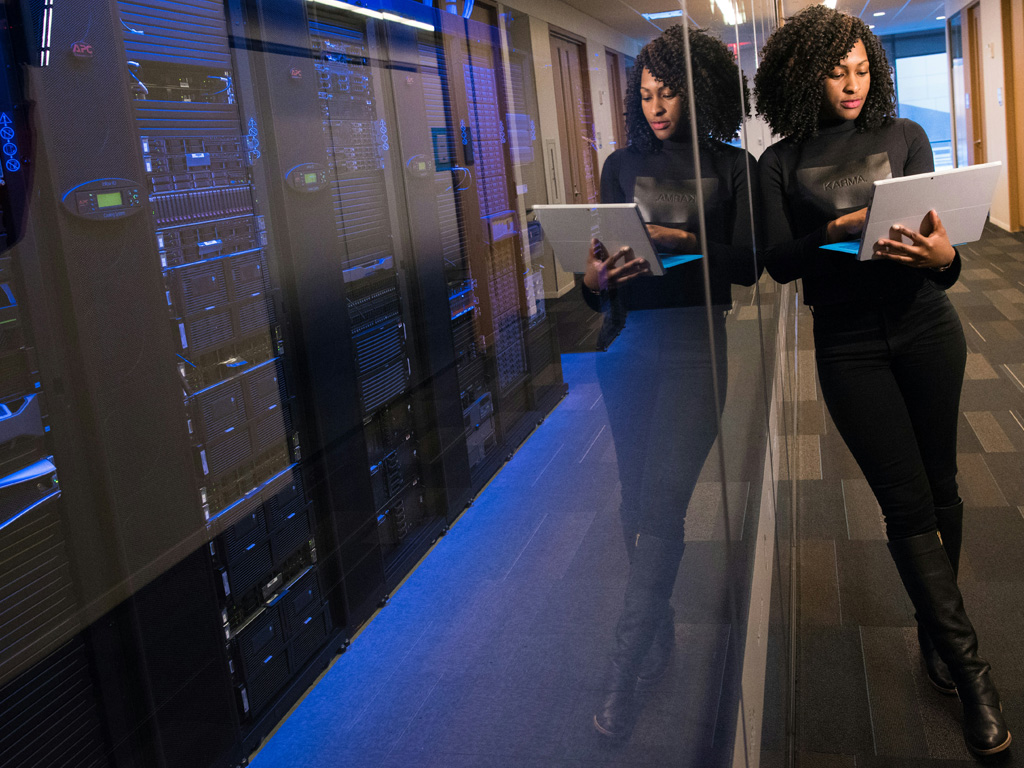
xmin=532 ymin=203 xmax=665 ymax=276
xmin=855 ymin=161 xmax=1002 ymax=261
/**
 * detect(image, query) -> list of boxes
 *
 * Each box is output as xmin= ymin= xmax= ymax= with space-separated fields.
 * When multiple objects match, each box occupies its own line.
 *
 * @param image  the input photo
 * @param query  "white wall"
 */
xmin=946 ymin=0 xmax=1012 ymax=229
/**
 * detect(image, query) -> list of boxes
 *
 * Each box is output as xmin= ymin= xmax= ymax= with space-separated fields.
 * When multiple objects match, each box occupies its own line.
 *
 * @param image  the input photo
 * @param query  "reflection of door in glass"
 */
xmin=549 ymin=32 xmax=598 ymax=204
xmin=605 ymin=49 xmax=627 ymax=152
xmin=424 ymin=10 xmax=534 ymax=472
xmin=950 ymin=12 xmax=969 ymax=167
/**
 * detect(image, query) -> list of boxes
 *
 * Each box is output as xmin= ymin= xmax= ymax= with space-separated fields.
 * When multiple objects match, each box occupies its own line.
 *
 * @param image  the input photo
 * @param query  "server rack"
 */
xmin=2 ymin=0 xmax=341 ymax=763
xmin=237 ymin=0 xmax=450 ymax=619
xmin=0 ymin=0 xmax=88 ymax=699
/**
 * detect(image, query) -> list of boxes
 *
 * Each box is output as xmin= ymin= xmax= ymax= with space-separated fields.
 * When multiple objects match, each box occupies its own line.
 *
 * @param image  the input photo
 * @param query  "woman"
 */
xmin=581 ymin=25 xmax=758 ymax=739
xmin=755 ymin=6 xmax=1009 ymax=756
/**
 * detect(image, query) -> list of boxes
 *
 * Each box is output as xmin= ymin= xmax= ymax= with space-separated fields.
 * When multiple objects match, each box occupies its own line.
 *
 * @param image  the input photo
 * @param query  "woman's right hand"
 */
xmin=826 ymin=207 xmax=868 ymax=243
xmin=583 ymin=238 xmax=651 ymax=292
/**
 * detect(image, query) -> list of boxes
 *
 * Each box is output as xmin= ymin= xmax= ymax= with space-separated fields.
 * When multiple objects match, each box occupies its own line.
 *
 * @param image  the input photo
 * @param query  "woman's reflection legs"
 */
xmin=593 ymin=309 xmax=725 ymax=740
xmin=595 ymin=533 xmax=686 ymax=738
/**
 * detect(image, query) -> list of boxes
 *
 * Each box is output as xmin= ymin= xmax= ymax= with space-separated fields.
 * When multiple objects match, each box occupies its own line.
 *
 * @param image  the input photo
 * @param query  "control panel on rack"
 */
xmin=61 ymin=178 xmax=144 ymax=220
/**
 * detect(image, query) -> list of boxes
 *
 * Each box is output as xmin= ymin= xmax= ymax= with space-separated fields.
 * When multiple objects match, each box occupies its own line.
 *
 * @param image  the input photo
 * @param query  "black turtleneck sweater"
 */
xmin=758 ymin=118 xmax=960 ymax=307
xmin=586 ymin=138 xmax=759 ymax=311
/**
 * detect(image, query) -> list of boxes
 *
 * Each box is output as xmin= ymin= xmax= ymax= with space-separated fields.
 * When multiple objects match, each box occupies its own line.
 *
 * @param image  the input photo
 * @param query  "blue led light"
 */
xmin=163 ymin=246 xmax=262 ymax=272
xmin=247 ymin=117 xmax=262 ymax=163
xmin=1 ymin=113 xmax=21 ymax=173
xmin=0 ymin=490 xmax=61 ymax=532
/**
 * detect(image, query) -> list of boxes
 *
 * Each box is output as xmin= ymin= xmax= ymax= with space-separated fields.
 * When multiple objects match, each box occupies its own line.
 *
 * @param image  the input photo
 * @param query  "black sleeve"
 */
xmin=708 ymin=149 xmax=762 ymax=287
xmin=757 ymin=145 xmax=829 ymax=285
xmin=581 ymin=281 xmax=606 ymax=312
xmin=902 ymin=120 xmax=935 ymax=175
xmin=599 ymin=151 xmax=625 ymax=204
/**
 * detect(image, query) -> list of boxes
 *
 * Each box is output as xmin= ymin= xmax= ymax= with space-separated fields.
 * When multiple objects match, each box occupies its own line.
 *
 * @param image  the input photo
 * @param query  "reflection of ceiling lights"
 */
xmin=712 ymin=0 xmax=746 ymax=26
xmin=642 ymin=1 xmax=745 ymax=27
xmin=937 ymin=15 xmax=946 ymax=20
xmin=873 ymin=11 xmax=886 ymax=16
xmin=820 ymin=0 xmax=837 ymax=8
xmin=382 ymin=11 xmax=434 ymax=30
xmin=309 ymin=0 xmax=435 ymax=30
xmin=641 ymin=9 xmax=684 ymax=20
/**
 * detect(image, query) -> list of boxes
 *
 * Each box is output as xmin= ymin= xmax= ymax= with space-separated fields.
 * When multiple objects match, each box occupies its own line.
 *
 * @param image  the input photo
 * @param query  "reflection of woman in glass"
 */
xmin=581 ymin=25 xmax=758 ymax=739
xmin=755 ymin=6 xmax=1009 ymax=756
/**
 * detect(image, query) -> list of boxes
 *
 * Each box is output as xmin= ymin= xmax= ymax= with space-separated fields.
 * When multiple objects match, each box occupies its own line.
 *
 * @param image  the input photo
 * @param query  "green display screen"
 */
xmin=304 ymin=172 xmax=318 ymax=184
xmin=96 ymin=191 xmax=123 ymax=208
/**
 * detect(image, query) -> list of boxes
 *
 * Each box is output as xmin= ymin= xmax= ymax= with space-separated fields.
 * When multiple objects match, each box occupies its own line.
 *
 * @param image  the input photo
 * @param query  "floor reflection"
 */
xmin=249 ymin=290 xmax=774 ymax=766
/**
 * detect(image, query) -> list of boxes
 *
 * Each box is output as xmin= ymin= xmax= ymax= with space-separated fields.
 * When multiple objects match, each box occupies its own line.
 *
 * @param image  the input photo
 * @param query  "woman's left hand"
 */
xmin=646 ymin=224 xmax=699 ymax=254
xmin=872 ymin=209 xmax=956 ymax=270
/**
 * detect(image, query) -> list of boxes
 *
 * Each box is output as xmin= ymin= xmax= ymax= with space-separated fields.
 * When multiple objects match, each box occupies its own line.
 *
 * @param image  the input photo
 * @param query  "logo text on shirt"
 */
xmin=824 ymin=174 xmax=867 ymax=190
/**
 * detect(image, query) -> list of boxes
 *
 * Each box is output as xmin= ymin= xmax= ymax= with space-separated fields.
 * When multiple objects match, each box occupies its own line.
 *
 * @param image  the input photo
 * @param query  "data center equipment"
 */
xmin=0 ymin=0 xmax=82 ymax=697
xmin=0 ymin=0 xmax=564 ymax=765
xmin=119 ymin=0 xmax=335 ymax=725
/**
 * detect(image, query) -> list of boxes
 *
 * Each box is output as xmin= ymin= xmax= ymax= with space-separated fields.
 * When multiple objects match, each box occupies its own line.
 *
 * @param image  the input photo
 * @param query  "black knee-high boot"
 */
xmin=636 ymin=606 xmax=675 ymax=688
xmin=594 ymin=534 xmax=685 ymax=739
xmin=889 ymin=532 xmax=1011 ymax=756
xmin=917 ymin=499 xmax=963 ymax=694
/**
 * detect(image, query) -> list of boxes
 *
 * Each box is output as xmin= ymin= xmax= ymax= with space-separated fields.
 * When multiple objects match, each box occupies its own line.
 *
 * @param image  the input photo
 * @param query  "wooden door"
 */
xmin=949 ymin=12 xmax=969 ymax=167
xmin=1004 ymin=0 xmax=1024 ymax=229
xmin=965 ymin=2 xmax=986 ymax=164
xmin=549 ymin=32 xmax=599 ymax=204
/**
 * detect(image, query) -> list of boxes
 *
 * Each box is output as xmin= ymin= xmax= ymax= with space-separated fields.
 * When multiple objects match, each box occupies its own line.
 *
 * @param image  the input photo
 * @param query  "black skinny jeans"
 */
xmin=596 ymin=307 xmax=726 ymax=545
xmin=812 ymin=281 xmax=967 ymax=541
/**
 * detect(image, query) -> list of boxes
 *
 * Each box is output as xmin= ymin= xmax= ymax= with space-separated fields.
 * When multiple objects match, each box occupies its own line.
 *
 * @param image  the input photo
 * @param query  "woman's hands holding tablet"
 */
xmin=872 ymin=209 xmax=956 ymax=270
xmin=645 ymin=224 xmax=699 ymax=254
xmin=583 ymin=238 xmax=651 ymax=292
xmin=826 ymin=207 xmax=868 ymax=243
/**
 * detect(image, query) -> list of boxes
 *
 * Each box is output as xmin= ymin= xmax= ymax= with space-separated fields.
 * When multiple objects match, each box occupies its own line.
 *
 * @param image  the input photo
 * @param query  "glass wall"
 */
xmin=879 ymin=30 xmax=953 ymax=168
xmin=895 ymin=52 xmax=953 ymax=167
xmin=0 ymin=1 xmax=788 ymax=767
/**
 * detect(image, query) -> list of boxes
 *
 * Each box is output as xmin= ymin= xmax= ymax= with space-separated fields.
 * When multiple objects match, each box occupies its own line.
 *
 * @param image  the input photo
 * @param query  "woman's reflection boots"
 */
xmin=888 ymin=532 xmax=1011 ymax=756
xmin=637 ymin=607 xmax=676 ymax=688
xmin=594 ymin=534 xmax=685 ymax=739
xmin=917 ymin=499 xmax=963 ymax=695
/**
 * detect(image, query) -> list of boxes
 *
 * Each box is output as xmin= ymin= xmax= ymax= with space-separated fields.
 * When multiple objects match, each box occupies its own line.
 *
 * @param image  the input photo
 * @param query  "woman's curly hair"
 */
xmin=625 ymin=25 xmax=749 ymax=152
xmin=753 ymin=5 xmax=896 ymax=142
